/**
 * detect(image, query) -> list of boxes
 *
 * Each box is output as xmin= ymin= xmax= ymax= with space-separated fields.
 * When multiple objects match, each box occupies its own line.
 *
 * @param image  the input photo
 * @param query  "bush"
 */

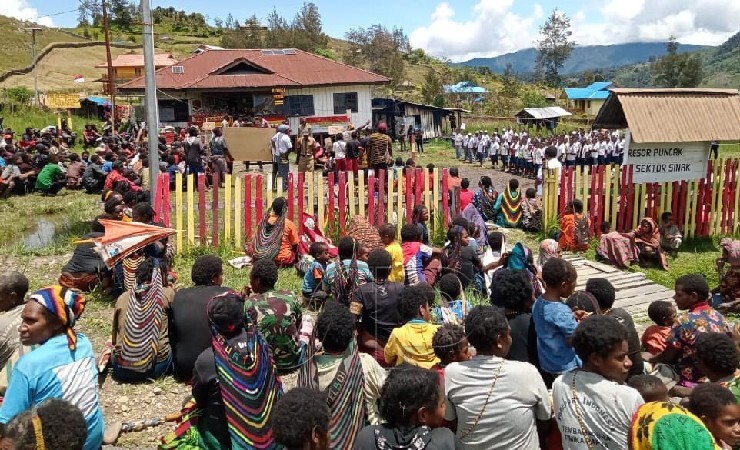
xmin=5 ymin=87 xmax=33 ymax=105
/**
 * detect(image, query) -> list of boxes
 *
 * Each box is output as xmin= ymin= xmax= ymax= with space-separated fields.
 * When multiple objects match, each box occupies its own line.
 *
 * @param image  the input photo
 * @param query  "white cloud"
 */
xmin=410 ymin=0 xmax=740 ymax=62
xmin=409 ymin=1 xmax=541 ymax=62
xmin=0 ymin=0 xmax=55 ymax=27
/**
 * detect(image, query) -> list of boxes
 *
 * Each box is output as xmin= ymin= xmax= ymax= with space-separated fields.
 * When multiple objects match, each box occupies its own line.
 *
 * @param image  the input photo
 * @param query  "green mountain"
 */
xmin=461 ymin=42 xmax=710 ymax=76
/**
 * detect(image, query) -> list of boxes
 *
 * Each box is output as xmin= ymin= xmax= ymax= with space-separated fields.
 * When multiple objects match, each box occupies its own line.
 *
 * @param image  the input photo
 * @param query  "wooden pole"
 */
xmin=101 ymin=0 xmax=116 ymax=131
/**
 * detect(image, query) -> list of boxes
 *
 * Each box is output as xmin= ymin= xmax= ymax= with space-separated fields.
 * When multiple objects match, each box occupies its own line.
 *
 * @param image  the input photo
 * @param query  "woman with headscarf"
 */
xmin=493 ymin=242 xmax=543 ymax=298
xmin=629 ymin=402 xmax=717 ymax=450
xmin=461 ymin=204 xmax=487 ymax=249
xmin=249 ymin=197 xmax=299 ymax=267
xmin=632 ymin=217 xmax=668 ymax=270
xmin=472 ymin=176 xmax=498 ymax=222
xmin=0 ymin=286 xmax=104 ymax=450
xmin=162 ymin=291 xmax=283 ymax=450
xmin=537 ymin=239 xmax=560 ymax=269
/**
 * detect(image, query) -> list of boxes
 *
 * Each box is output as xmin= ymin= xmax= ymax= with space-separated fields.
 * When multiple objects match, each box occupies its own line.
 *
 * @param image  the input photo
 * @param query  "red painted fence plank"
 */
xmin=442 ymin=169 xmax=450 ymax=227
xmin=255 ymin=174 xmax=264 ymax=228
xmin=338 ymin=172 xmax=346 ymax=233
xmin=211 ymin=172 xmax=219 ymax=248
xmin=327 ymin=173 xmax=336 ymax=232
xmin=405 ymin=169 xmax=413 ymax=222
xmin=245 ymin=175 xmax=252 ymax=241
xmin=198 ymin=173 xmax=206 ymax=246
xmin=287 ymin=173 xmax=295 ymax=224
xmin=378 ymin=170 xmax=386 ymax=226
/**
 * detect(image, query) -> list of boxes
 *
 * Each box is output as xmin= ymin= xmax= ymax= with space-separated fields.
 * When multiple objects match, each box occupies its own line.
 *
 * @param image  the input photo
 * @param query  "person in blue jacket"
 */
xmin=0 ymin=286 xmax=103 ymax=450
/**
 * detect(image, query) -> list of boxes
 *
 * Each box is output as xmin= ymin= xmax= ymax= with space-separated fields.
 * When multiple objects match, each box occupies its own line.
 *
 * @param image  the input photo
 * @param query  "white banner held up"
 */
xmin=623 ymin=131 xmax=710 ymax=183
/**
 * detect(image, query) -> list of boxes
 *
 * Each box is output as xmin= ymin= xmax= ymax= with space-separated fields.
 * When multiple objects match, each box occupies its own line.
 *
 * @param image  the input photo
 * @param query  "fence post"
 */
xmin=297 ymin=172 xmax=305 ymax=224
xmin=255 ymin=174 xmax=264 ymax=229
xmin=175 ymin=172 xmax=183 ymax=251
xmin=358 ymin=172 xmax=366 ymax=217
xmin=198 ymin=173 xmax=206 ymax=246
xmin=368 ymin=174 xmax=375 ymax=226
xmin=378 ymin=170 xmax=386 ymax=227
xmin=287 ymin=173 xmax=295 ymax=225
xmin=396 ymin=171 xmax=403 ymax=235
xmin=224 ymin=173 xmax=231 ymax=243
xmin=433 ymin=168 xmax=440 ymax=232
xmin=187 ymin=174 xmax=195 ymax=246
xmin=405 ymin=168 xmax=413 ymax=223
xmin=327 ymin=173 xmax=336 ymax=236
xmin=339 ymin=172 xmax=347 ymax=233
xmin=234 ymin=175 xmax=241 ymax=251
xmin=162 ymin=174 xmax=171 ymax=228
xmin=441 ymin=169 xmax=450 ymax=228
xmin=245 ymin=174 xmax=252 ymax=242
xmin=212 ymin=171 xmax=219 ymax=248
xmin=733 ymin=160 xmax=740 ymax=235
xmin=316 ymin=173 xmax=324 ymax=232
xmin=347 ymin=171 xmax=355 ymax=218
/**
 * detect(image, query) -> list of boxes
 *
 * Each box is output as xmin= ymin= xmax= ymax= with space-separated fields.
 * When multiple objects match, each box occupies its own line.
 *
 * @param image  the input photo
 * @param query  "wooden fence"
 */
xmin=542 ymin=158 xmax=740 ymax=239
xmin=152 ymin=168 xmax=455 ymax=253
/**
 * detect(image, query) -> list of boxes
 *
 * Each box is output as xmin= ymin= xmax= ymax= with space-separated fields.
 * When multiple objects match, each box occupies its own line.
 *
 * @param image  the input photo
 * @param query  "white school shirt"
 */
xmin=271 ymin=132 xmax=292 ymax=157
xmin=333 ymin=140 xmax=346 ymax=160
xmin=468 ymin=137 xmax=478 ymax=150
xmin=607 ymin=141 xmax=616 ymax=157
xmin=454 ymin=133 xmax=463 ymax=146
xmin=463 ymin=135 xmax=469 ymax=147
xmin=491 ymin=142 xmax=500 ymax=156
xmin=567 ymin=142 xmax=578 ymax=161
xmin=533 ymin=147 xmax=544 ymax=165
xmin=478 ymin=136 xmax=487 ymax=153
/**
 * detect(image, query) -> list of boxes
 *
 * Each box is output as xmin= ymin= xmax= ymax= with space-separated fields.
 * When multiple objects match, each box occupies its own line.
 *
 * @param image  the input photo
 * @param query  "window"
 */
xmin=135 ymin=68 xmax=142 ymax=76
xmin=333 ymin=92 xmax=358 ymax=114
xmin=284 ymin=95 xmax=315 ymax=116
xmin=586 ymin=100 xmax=591 ymax=109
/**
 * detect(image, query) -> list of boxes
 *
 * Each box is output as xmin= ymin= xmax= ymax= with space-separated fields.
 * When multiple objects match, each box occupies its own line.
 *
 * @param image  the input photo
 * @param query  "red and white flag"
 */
xmin=74 ymin=75 xmax=85 ymax=83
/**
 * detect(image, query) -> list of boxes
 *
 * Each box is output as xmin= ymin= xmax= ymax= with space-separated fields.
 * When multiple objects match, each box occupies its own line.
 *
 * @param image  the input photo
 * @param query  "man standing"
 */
xmin=368 ymin=122 xmax=392 ymax=174
xmin=454 ymin=130 xmax=463 ymax=160
xmin=271 ymin=124 xmax=291 ymax=191
xmin=209 ymin=127 xmax=231 ymax=188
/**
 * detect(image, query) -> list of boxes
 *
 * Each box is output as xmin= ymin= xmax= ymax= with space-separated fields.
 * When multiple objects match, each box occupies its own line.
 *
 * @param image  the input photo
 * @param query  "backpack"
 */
xmin=574 ymin=215 xmax=590 ymax=247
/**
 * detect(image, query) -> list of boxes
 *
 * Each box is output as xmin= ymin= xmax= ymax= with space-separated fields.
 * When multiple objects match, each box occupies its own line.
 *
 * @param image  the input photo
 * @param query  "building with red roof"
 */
xmin=95 ymin=53 xmax=179 ymax=93
xmin=118 ymin=48 xmax=390 ymax=132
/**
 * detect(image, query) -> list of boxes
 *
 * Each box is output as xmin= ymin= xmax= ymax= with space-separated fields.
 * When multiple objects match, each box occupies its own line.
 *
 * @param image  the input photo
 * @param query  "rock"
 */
xmin=115 ymin=396 xmax=130 ymax=404
xmin=152 ymin=387 xmax=163 ymax=395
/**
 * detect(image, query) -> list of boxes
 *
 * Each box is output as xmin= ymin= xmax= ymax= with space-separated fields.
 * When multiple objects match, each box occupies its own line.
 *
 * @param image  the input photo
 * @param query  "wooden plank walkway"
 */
xmin=560 ymin=254 xmax=674 ymax=320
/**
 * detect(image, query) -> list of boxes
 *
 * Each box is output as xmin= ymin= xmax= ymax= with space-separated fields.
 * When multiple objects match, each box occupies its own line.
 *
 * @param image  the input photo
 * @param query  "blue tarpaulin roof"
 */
xmin=564 ymin=82 xmax=613 ymax=100
xmin=83 ymin=97 xmax=111 ymax=106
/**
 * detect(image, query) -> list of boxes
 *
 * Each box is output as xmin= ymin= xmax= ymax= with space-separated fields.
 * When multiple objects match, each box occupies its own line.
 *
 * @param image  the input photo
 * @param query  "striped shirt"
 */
xmin=367 ymin=133 xmax=392 ymax=166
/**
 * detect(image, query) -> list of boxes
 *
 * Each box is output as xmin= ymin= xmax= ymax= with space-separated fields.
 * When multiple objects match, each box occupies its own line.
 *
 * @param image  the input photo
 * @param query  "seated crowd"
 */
xmin=0 ymin=175 xmax=737 ymax=450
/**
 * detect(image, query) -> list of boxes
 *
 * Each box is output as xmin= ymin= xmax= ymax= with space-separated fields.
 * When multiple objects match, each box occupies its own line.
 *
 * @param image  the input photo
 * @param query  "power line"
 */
xmin=36 ymin=8 xmax=80 ymax=19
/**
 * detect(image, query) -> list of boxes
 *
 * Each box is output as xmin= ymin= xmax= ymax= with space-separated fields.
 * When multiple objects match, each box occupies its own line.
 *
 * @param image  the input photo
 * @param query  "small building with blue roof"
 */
xmin=564 ymin=81 xmax=613 ymax=115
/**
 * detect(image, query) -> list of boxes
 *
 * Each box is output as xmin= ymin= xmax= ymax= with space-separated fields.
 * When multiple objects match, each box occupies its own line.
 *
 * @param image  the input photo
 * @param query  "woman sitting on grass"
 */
xmin=631 ymin=217 xmax=668 ymax=270
xmin=249 ymin=197 xmax=300 ymax=268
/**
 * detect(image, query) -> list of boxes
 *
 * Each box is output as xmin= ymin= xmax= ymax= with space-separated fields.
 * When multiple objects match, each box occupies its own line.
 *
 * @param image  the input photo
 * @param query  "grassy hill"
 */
xmin=0 ymin=15 xmax=87 ymax=73
xmin=701 ymin=30 xmax=740 ymax=88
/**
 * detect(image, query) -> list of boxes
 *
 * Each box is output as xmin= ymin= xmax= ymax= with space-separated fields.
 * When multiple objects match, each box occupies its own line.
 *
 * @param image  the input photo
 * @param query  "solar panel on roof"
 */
xmin=284 ymin=49 xmax=296 ymax=55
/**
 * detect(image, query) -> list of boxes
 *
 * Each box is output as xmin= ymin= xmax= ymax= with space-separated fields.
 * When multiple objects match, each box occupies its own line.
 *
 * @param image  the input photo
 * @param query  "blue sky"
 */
xmin=6 ymin=0 xmax=740 ymax=61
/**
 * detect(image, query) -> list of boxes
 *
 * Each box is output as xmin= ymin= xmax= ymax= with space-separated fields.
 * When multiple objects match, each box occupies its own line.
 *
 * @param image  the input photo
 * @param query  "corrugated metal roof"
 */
xmin=565 ymin=81 xmax=613 ymax=100
xmin=593 ymin=88 xmax=740 ymax=143
xmin=96 ymin=53 xmax=178 ymax=68
xmin=516 ymin=107 xmax=572 ymax=119
xmin=118 ymin=48 xmax=389 ymax=91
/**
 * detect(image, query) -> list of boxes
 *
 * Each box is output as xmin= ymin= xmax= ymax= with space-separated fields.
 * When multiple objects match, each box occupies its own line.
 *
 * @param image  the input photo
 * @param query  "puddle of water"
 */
xmin=23 ymin=219 xmax=59 ymax=249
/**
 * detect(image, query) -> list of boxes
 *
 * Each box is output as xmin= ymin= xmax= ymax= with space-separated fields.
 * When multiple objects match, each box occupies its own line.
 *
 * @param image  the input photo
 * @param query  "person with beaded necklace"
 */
xmin=249 ymin=197 xmax=299 ymax=268
xmin=494 ymin=178 xmax=523 ymax=228
xmin=444 ymin=306 xmax=550 ymax=449
xmin=552 ymin=315 xmax=644 ymax=450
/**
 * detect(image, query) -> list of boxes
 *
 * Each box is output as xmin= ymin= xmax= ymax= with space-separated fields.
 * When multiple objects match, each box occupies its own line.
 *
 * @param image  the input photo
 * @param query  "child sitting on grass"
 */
xmin=301 ymin=242 xmax=330 ymax=308
xmin=34 ymin=154 xmax=65 ymax=196
xmin=531 ymin=257 xmax=580 ymax=386
xmin=641 ymin=300 xmax=677 ymax=355
xmin=558 ymin=199 xmax=591 ymax=252
xmin=378 ymin=223 xmax=405 ymax=284
xmin=434 ymin=273 xmax=473 ymax=326
xmin=431 ymin=323 xmax=470 ymax=379
xmin=687 ymin=383 xmax=740 ymax=450
xmin=660 ymin=211 xmax=683 ymax=252
xmin=400 ymin=224 xmax=438 ymax=286
xmin=385 ymin=283 xmax=440 ymax=369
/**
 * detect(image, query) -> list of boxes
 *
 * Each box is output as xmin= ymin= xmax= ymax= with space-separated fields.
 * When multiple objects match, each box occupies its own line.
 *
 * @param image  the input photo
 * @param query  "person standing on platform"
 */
xmin=271 ymin=124 xmax=291 ymax=191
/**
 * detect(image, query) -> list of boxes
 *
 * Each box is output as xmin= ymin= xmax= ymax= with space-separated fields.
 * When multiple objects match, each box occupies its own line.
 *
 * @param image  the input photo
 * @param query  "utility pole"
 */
xmin=141 ymin=0 xmax=159 ymax=194
xmin=23 ymin=27 xmax=43 ymax=107
xmin=101 ymin=0 xmax=116 ymax=132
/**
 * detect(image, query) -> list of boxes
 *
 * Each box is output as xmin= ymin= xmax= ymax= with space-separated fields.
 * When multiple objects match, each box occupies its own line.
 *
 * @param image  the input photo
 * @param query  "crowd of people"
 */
xmin=452 ymin=128 xmax=626 ymax=175
xmin=2 ymin=116 xmax=740 ymax=450
xmin=0 ymin=178 xmax=736 ymax=449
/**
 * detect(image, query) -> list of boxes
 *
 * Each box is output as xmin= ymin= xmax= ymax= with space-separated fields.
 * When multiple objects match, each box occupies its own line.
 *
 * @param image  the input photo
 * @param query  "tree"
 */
xmin=109 ymin=0 xmax=133 ymax=30
xmin=421 ymin=69 xmax=444 ymax=107
xmin=535 ymin=9 xmax=575 ymax=87
xmin=224 ymin=13 xmax=235 ymax=30
xmin=521 ymin=89 xmax=547 ymax=108
xmin=344 ymin=25 xmax=409 ymax=88
xmin=266 ymin=8 xmax=290 ymax=47
xmin=291 ymin=2 xmax=328 ymax=51
xmin=651 ymin=36 xmax=703 ymax=87
xmin=499 ymin=64 xmax=520 ymax=115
